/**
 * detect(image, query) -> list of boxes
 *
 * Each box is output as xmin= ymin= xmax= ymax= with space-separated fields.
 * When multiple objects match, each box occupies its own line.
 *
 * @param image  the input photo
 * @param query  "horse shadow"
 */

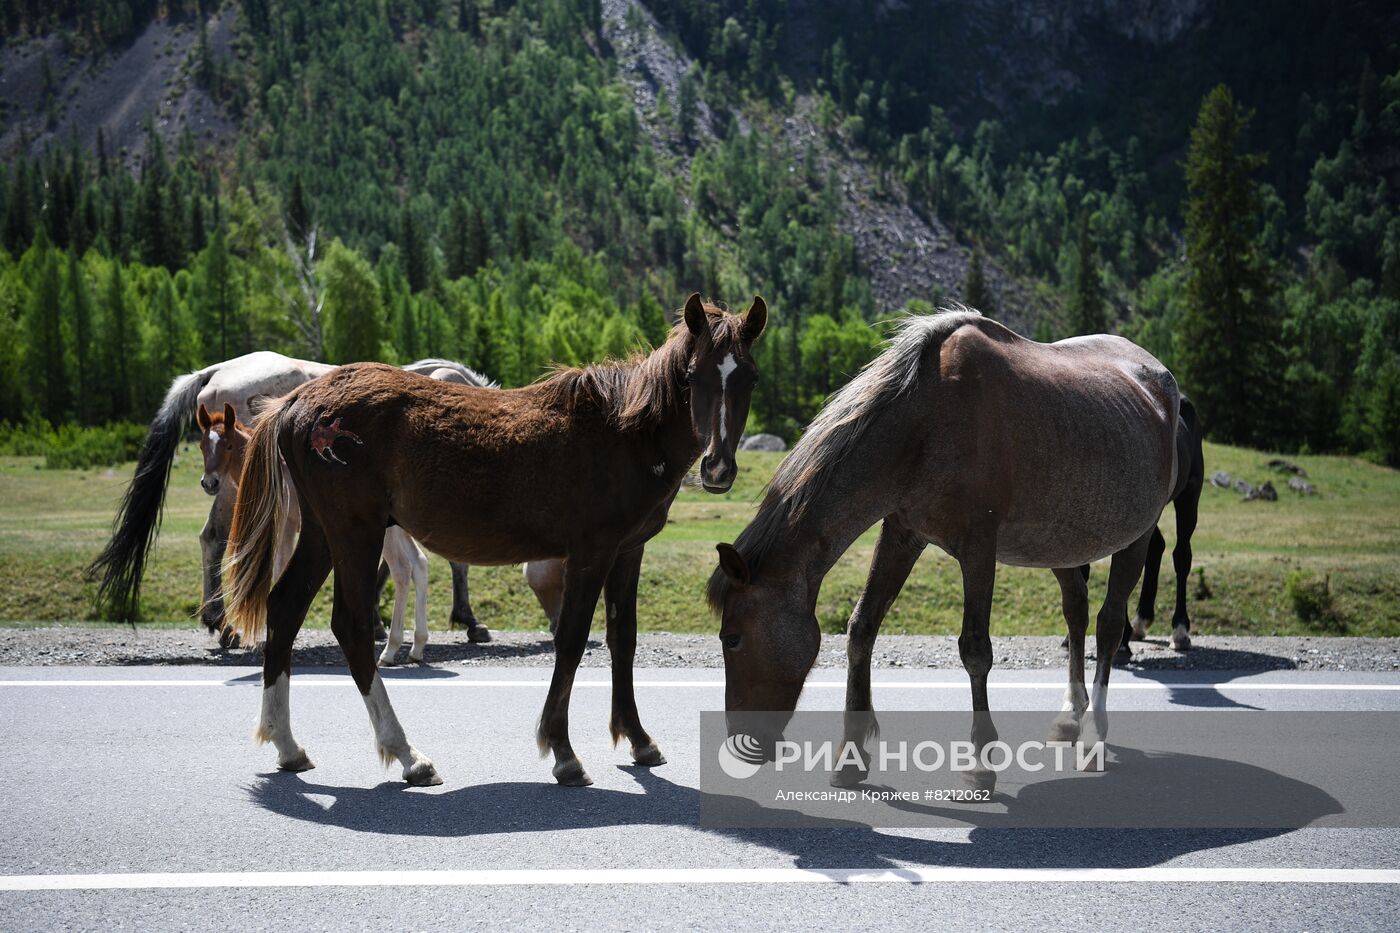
xmin=247 ymin=745 xmax=1340 ymax=873
xmin=1112 ymin=642 xmax=1298 ymax=711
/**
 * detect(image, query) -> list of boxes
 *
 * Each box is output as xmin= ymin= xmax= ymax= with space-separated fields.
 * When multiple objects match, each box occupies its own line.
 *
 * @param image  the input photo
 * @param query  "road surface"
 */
xmin=3 ymin=664 xmax=1399 ymax=930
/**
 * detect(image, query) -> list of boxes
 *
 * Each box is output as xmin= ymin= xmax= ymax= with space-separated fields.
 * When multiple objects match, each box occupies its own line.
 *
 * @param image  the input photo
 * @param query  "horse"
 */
xmin=222 ymin=294 xmax=766 ymax=786
xmin=86 ymin=351 xmax=496 ymax=644
xmin=197 ymin=403 xmax=431 ymax=666
xmin=707 ymin=309 xmax=1179 ymax=792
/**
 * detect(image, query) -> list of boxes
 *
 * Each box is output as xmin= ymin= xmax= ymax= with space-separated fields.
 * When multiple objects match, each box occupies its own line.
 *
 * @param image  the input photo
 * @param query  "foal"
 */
xmin=198 ymin=403 xmax=431 ymax=665
xmin=709 ymin=311 xmax=1179 ymax=791
xmin=223 ymin=295 xmax=766 ymax=786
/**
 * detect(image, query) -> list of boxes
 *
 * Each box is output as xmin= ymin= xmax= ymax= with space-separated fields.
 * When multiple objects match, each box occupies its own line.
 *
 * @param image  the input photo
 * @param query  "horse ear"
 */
xmin=224 ymin=402 xmax=238 ymax=430
xmin=741 ymin=295 xmax=767 ymax=342
xmin=716 ymin=543 xmax=750 ymax=586
xmin=196 ymin=404 xmax=211 ymax=430
xmin=683 ymin=292 xmax=708 ymax=338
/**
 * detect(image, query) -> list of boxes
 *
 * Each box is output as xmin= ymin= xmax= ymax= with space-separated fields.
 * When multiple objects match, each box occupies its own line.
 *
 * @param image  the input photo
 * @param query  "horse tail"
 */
xmin=221 ymin=398 xmax=293 ymax=645
xmin=87 ymin=367 xmax=212 ymax=621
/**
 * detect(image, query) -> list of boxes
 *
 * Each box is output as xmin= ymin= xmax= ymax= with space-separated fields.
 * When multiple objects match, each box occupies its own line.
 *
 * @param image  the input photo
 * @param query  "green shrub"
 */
xmin=1285 ymin=571 xmax=1341 ymax=630
xmin=0 ymin=420 xmax=147 ymax=469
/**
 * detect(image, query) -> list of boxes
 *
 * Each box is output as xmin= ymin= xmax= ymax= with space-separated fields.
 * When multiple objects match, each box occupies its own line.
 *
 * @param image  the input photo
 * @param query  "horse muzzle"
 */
xmin=200 ymin=476 xmax=220 ymax=495
xmin=700 ymin=454 xmax=735 ymax=492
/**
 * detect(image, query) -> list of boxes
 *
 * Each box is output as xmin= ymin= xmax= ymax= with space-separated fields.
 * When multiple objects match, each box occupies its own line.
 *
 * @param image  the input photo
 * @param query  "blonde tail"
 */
xmin=220 ymin=403 xmax=291 ymax=645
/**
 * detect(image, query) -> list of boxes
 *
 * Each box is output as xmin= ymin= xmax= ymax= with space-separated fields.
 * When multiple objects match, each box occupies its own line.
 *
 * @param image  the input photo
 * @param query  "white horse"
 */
xmin=89 ymin=351 xmax=502 ymax=644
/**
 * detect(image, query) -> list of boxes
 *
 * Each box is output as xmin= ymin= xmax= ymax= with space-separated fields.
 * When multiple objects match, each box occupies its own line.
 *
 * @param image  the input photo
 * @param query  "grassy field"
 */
xmin=1 ymin=441 xmax=1398 ymax=636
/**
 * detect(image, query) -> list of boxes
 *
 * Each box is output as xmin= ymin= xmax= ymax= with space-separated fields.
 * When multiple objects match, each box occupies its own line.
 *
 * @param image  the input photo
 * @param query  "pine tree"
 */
xmin=287 ymin=175 xmax=311 ymax=244
xmin=198 ymin=224 xmax=236 ymax=361
xmin=323 ymin=240 xmax=386 ymax=364
xmin=678 ymin=66 xmax=700 ymax=146
xmin=1179 ymin=85 xmax=1282 ymax=447
xmin=24 ymin=229 xmax=70 ymax=424
xmin=467 ymin=203 xmax=490 ymax=275
xmin=400 ymin=201 xmax=430 ymax=292
xmin=510 ymin=212 xmax=531 ymax=261
xmin=103 ymin=261 xmax=134 ymax=420
xmin=964 ymin=247 xmax=993 ymax=314
xmin=1068 ymin=211 xmax=1106 ymax=335
xmin=66 ymin=251 xmax=95 ymax=423
xmin=444 ymin=198 xmax=471 ymax=281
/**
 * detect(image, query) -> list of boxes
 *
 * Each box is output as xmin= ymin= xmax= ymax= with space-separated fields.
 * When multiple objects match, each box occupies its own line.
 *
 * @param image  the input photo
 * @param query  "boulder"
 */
xmin=1244 ymin=480 xmax=1278 ymax=502
xmin=1268 ymin=458 xmax=1308 ymax=477
xmin=1288 ymin=477 xmax=1316 ymax=496
xmin=740 ymin=433 xmax=788 ymax=452
xmin=1211 ymin=471 xmax=1232 ymax=489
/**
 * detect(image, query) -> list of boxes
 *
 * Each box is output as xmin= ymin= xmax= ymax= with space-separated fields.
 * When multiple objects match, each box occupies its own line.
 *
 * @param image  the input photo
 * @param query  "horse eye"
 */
xmin=721 ymin=633 xmax=742 ymax=652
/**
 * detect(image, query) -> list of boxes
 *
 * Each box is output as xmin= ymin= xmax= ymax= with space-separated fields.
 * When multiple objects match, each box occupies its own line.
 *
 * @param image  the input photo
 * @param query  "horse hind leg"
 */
xmin=257 ymin=517 xmax=332 ymax=772
xmin=1049 ymin=566 xmax=1090 ymax=744
xmin=331 ymin=537 xmax=440 ymax=786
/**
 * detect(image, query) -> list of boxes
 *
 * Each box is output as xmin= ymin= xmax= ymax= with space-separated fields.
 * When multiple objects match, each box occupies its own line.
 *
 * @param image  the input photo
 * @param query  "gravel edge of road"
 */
xmin=3 ymin=626 xmax=1399 ymax=671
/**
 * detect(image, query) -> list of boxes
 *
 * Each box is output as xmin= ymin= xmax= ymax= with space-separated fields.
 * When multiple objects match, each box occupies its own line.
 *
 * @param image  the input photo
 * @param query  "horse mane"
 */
xmin=707 ymin=307 xmax=982 ymax=612
xmin=537 ymin=303 xmax=738 ymax=431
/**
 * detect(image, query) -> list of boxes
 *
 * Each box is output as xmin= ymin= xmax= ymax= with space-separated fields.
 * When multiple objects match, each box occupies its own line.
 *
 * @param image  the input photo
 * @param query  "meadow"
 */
xmin=1 ymin=441 xmax=1397 ymax=637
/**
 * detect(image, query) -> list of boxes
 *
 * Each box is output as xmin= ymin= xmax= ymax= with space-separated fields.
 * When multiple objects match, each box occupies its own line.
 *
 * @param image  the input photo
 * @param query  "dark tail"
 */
xmin=87 ymin=367 xmax=212 ymax=621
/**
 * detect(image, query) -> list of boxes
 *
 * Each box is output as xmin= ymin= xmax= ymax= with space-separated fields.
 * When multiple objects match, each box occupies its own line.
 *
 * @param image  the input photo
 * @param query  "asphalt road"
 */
xmin=3 ymin=665 xmax=1400 ymax=930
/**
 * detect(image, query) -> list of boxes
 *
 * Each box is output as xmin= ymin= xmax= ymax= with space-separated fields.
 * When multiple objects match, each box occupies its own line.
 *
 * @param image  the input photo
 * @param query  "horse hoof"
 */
xmin=1170 ymin=626 xmax=1191 ymax=651
xmin=404 ymin=761 xmax=443 ymax=786
xmin=278 ymin=750 xmax=315 ymax=772
xmin=962 ymin=768 xmax=996 ymax=794
xmin=632 ymin=742 xmax=666 ymax=766
xmin=1047 ymin=718 xmax=1081 ymax=744
xmin=830 ymin=765 xmax=868 ymax=788
xmin=467 ymin=625 xmax=493 ymax=644
xmin=1130 ymin=616 xmax=1150 ymax=641
xmin=553 ymin=759 xmax=593 ymax=786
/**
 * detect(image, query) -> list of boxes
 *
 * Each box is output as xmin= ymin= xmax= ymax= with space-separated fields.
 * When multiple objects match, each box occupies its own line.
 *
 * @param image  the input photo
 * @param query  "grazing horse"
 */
xmin=86 ymin=351 xmax=495 ymax=644
xmin=222 ymin=295 xmax=766 ymax=786
xmin=708 ymin=310 xmax=1178 ymax=791
xmin=197 ymin=403 xmax=431 ymax=666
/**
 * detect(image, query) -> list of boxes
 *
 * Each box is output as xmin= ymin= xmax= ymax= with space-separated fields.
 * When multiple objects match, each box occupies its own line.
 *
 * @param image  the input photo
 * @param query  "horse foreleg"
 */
xmin=832 ymin=518 xmax=924 ymax=789
xmin=1131 ymin=526 xmax=1166 ymax=640
xmin=538 ymin=550 xmax=613 ymax=786
xmin=1050 ymin=566 xmax=1091 ymax=743
xmin=605 ymin=546 xmax=663 ymax=766
xmin=956 ymin=517 xmax=999 ymax=793
xmin=1170 ymin=480 xmax=1201 ymax=651
xmin=450 ymin=562 xmax=492 ymax=642
xmin=201 ymin=488 xmax=235 ymax=640
xmin=1084 ymin=530 xmax=1153 ymax=762
xmin=408 ymin=541 xmax=430 ymax=662
xmin=377 ymin=529 xmax=410 ymax=667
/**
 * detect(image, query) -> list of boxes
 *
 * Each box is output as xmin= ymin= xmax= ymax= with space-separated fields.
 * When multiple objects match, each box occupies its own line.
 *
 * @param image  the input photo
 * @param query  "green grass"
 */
xmin=2 ymin=441 xmax=1398 ymax=636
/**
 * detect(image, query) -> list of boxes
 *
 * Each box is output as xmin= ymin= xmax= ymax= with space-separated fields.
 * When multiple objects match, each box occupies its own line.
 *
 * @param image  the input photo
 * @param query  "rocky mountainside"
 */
xmin=601 ymin=0 xmax=1040 ymax=325
xmin=0 ymin=11 xmax=237 ymax=169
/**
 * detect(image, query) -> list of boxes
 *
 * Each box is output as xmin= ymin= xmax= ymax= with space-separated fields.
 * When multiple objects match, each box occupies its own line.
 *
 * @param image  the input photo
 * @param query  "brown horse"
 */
xmin=223 ymin=294 xmax=766 ymax=786
xmin=708 ymin=310 xmax=1179 ymax=791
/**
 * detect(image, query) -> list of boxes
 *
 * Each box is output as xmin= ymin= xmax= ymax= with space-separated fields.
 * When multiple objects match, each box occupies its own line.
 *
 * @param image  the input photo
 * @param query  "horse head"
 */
xmin=683 ymin=292 xmax=767 ymax=492
xmin=197 ymin=402 xmax=250 ymax=495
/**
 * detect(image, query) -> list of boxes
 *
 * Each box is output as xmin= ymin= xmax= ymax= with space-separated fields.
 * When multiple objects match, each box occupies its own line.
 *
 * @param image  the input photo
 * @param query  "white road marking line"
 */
xmin=2 ymin=679 xmax=1400 ymax=691
xmin=2 ymin=867 xmax=1398 ymax=891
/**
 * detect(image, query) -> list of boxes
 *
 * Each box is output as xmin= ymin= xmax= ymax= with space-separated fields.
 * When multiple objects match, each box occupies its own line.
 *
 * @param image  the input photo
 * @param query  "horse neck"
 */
xmin=754 ymin=454 xmax=899 ymax=604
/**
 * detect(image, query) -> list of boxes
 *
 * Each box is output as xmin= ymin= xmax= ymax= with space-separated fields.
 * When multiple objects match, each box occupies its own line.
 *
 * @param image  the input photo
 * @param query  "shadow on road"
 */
xmin=247 ymin=747 xmax=1339 ymax=873
xmin=1116 ymin=642 xmax=1298 ymax=711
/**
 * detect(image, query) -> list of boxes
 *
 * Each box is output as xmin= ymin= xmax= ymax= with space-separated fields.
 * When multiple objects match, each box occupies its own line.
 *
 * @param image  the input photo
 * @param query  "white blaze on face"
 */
xmin=716 ymin=353 xmax=738 ymax=442
xmin=205 ymin=430 xmax=221 ymax=478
